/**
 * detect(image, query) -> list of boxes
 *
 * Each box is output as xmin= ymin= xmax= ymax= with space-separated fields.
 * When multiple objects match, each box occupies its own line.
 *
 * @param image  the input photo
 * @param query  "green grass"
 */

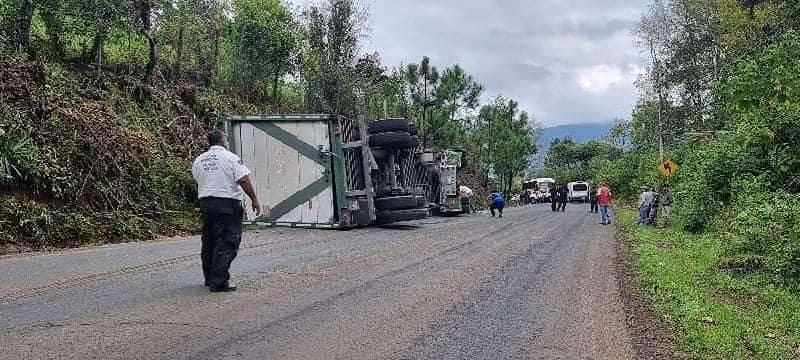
xmin=618 ymin=209 xmax=800 ymax=359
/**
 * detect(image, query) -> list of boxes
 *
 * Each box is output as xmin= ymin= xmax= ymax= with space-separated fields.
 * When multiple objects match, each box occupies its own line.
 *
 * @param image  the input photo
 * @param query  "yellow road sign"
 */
xmin=658 ymin=160 xmax=678 ymax=177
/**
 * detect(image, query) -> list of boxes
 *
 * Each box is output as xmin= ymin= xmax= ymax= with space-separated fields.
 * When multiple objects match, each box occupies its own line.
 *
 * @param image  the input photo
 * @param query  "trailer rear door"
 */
xmin=226 ymin=115 xmax=336 ymax=227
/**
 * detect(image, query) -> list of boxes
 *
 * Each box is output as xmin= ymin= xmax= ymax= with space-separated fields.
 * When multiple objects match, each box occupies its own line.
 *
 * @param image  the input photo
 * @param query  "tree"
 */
xmin=405 ymin=56 xmax=440 ymax=147
xmin=232 ymin=0 xmax=300 ymax=103
xmin=603 ymin=118 xmax=632 ymax=148
xmin=134 ymin=0 xmax=159 ymax=83
xmin=474 ymin=97 xmax=538 ymax=194
xmin=302 ymin=0 xmax=362 ymax=115
xmin=738 ymin=0 xmax=768 ymax=17
xmin=436 ymin=64 xmax=483 ymax=128
xmin=73 ymin=0 xmax=133 ymax=69
xmin=10 ymin=0 xmax=34 ymax=56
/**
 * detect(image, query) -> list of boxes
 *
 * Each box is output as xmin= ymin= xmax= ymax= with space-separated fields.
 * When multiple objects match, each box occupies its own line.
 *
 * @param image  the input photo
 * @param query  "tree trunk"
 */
xmin=41 ymin=4 xmax=66 ymax=60
xmin=273 ymin=66 xmax=281 ymax=106
xmin=142 ymin=30 xmax=157 ymax=83
xmin=506 ymin=171 xmax=513 ymax=197
xmin=89 ymin=29 xmax=107 ymax=65
xmin=15 ymin=0 xmax=34 ymax=56
xmin=174 ymin=26 xmax=184 ymax=81
xmin=137 ymin=0 xmax=157 ymax=84
xmin=206 ymin=30 xmax=221 ymax=87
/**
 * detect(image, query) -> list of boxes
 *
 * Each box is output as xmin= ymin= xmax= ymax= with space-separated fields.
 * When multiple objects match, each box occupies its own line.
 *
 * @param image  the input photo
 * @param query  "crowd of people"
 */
xmin=636 ymin=184 xmax=672 ymax=226
xmin=490 ymin=181 xmax=674 ymax=227
xmin=489 ymin=181 xmax=616 ymax=225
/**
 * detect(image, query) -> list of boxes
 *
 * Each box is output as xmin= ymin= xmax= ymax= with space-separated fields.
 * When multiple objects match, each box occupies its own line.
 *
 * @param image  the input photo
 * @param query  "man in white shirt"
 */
xmin=192 ymin=129 xmax=261 ymax=292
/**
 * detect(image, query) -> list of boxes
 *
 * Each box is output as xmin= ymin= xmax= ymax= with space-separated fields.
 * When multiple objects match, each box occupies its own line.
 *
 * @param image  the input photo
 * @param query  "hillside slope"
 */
xmin=0 ymin=58 xmax=273 ymax=254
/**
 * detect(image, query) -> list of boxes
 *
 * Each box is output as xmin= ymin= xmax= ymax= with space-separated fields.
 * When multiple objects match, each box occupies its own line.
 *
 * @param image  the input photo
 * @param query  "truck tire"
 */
xmin=371 ymin=148 xmax=389 ymax=161
xmin=369 ymin=132 xmax=413 ymax=148
xmin=408 ymin=123 xmax=418 ymax=136
xmin=376 ymin=209 xmax=429 ymax=224
xmin=368 ymin=118 xmax=409 ymax=134
xmin=406 ymin=135 xmax=419 ymax=149
xmin=375 ymin=195 xmax=418 ymax=211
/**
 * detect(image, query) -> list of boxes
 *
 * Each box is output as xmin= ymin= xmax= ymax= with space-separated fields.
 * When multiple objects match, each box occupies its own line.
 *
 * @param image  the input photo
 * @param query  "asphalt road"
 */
xmin=0 ymin=205 xmax=633 ymax=360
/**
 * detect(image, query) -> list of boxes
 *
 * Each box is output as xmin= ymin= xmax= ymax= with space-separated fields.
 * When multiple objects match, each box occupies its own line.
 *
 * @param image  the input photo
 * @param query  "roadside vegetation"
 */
xmin=534 ymin=0 xmax=800 ymax=357
xmin=0 ymin=0 xmax=536 ymax=253
xmin=620 ymin=209 xmax=800 ymax=359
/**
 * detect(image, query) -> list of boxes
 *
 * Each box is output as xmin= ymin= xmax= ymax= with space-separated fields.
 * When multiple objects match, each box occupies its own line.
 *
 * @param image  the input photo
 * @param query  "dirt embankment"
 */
xmin=0 ymin=58 xmax=272 ymax=254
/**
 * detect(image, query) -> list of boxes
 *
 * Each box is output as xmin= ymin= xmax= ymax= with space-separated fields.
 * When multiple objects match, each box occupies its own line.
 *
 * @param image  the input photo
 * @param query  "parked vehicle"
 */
xmin=567 ymin=181 xmax=589 ymax=202
xmin=533 ymin=178 xmax=556 ymax=201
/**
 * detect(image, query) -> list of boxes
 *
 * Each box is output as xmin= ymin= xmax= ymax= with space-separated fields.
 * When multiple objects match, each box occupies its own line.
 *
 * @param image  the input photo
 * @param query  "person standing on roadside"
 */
xmin=637 ymin=186 xmax=655 ymax=225
xmin=558 ymin=183 xmax=569 ymax=212
xmin=597 ymin=182 xmax=612 ymax=225
xmin=192 ymin=129 xmax=261 ymax=293
xmin=550 ymin=185 xmax=559 ymax=212
xmin=459 ymin=185 xmax=474 ymax=214
xmin=648 ymin=189 xmax=660 ymax=225
xmin=589 ymin=184 xmax=599 ymax=213
xmin=489 ymin=190 xmax=505 ymax=218
xmin=661 ymin=184 xmax=673 ymax=225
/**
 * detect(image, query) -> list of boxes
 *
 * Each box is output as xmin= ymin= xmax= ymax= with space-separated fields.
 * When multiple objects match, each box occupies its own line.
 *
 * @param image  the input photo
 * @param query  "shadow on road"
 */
xmin=376 ymin=224 xmax=422 ymax=231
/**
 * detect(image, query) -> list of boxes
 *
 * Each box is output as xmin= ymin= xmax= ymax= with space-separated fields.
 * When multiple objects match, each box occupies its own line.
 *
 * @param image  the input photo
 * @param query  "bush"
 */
xmin=672 ymin=32 xmax=800 ymax=233
xmin=592 ymin=149 xmax=662 ymax=200
xmin=0 ymin=197 xmax=89 ymax=249
xmin=671 ymin=134 xmax=763 ymax=232
xmin=730 ymin=188 xmax=800 ymax=282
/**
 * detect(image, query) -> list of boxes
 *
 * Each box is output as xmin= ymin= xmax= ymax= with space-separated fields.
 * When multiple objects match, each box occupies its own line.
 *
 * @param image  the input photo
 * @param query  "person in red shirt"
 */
xmin=597 ymin=182 xmax=613 ymax=225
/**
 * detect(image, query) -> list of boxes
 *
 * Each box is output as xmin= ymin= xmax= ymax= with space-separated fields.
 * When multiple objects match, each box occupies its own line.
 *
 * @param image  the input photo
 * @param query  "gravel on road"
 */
xmin=0 ymin=205 xmax=635 ymax=360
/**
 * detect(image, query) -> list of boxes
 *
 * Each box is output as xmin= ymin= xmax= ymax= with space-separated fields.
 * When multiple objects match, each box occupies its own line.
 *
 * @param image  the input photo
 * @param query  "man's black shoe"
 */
xmin=209 ymin=285 xmax=237 ymax=292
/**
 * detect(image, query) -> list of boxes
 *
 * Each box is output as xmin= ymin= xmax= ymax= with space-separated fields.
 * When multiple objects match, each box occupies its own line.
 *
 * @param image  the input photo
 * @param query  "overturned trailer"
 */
xmin=224 ymin=115 xmax=429 ymax=228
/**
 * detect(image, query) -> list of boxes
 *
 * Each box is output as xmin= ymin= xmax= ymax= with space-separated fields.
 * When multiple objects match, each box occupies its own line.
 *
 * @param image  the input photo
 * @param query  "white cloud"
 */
xmin=576 ymin=65 xmax=626 ymax=94
xmin=293 ymin=0 xmax=649 ymax=126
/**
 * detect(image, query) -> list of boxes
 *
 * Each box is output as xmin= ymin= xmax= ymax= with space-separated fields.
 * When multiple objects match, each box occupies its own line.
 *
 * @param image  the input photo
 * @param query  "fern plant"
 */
xmin=0 ymin=125 xmax=38 ymax=185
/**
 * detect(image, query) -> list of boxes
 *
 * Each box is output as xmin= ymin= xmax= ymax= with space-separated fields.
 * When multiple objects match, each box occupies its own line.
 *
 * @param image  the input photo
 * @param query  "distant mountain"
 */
xmin=530 ymin=122 xmax=612 ymax=170
xmin=536 ymin=122 xmax=612 ymax=148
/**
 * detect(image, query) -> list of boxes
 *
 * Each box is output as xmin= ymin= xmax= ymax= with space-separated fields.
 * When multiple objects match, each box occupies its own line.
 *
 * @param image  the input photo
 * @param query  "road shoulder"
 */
xmin=615 ymin=214 xmax=680 ymax=359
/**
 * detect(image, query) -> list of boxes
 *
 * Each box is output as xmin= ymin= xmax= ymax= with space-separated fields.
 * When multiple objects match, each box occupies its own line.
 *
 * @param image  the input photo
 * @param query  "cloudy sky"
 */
xmin=295 ymin=1 xmax=649 ymax=126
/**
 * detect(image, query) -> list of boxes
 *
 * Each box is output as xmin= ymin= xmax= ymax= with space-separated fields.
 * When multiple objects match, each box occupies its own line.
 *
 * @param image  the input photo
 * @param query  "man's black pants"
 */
xmin=551 ymin=199 xmax=557 ymax=212
xmin=590 ymin=200 xmax=598 ymax=213
xmin=490 ymin=203 xmax=504 ymax=217
xmin=200 ymin=197 xmax=243 ymax=289
xmin=559 ymin=200 xmax=567 ymax=212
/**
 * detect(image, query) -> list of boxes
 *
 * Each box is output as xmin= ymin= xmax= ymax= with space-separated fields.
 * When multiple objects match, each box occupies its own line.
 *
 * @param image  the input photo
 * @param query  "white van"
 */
xmin=568 ymin=181 xmax=589 ymax=202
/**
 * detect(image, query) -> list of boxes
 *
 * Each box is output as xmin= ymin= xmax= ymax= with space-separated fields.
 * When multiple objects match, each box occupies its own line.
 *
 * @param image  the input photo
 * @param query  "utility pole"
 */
xmin=648 ymin=22 xmax=666 ymax=164
xmin=657 ymin=59 xmax=665 ymax=164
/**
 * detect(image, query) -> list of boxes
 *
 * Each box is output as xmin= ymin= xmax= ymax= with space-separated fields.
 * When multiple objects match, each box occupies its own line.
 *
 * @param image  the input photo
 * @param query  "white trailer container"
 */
xmin=225 ymin=114 xmax=372 ymax=228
